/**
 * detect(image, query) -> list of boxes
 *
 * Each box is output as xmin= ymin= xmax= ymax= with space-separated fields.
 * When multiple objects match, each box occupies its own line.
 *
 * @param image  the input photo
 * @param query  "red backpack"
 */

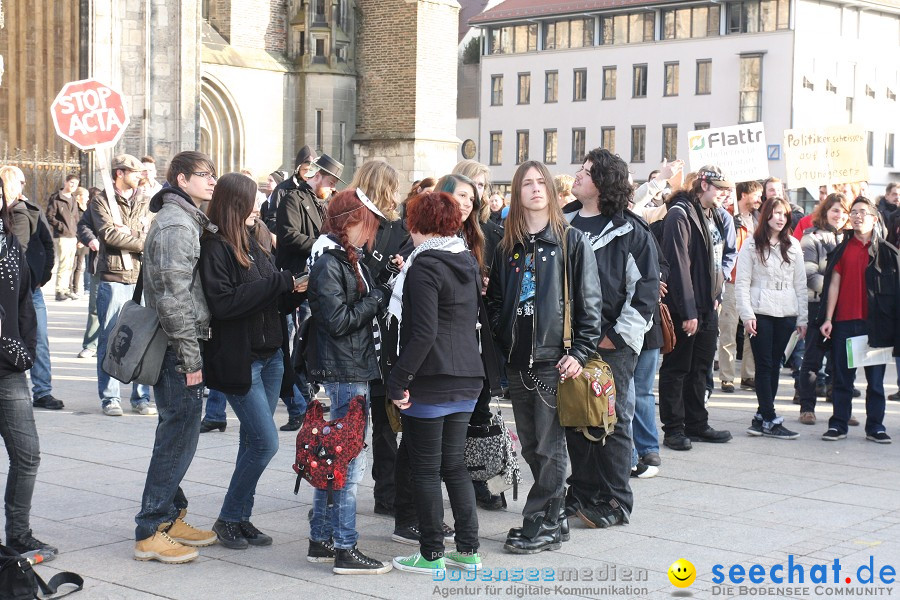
xmin=292 ymin=397 xmax=367 ymax=505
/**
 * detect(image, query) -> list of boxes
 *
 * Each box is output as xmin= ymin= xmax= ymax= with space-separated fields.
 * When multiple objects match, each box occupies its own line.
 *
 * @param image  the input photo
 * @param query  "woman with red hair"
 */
xmin=388 ymin=191 xmax=485 ymax=576
xmin=305 ymin=189 xmax=392 ymax=575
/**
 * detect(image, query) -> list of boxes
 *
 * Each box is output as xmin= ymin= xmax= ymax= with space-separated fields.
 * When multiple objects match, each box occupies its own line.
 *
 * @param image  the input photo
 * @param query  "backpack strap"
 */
xmin=34 ymin=569 xmax=85 ymax=598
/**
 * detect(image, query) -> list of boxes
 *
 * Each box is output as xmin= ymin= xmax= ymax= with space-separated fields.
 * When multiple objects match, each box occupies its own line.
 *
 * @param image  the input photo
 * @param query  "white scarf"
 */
xmin=387 ymin=236 xmax=467 ymax=329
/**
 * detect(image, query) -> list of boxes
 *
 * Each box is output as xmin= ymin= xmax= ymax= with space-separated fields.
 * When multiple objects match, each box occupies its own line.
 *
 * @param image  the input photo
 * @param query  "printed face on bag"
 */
xmin=111 ymin=326 xmax=134 ymax=363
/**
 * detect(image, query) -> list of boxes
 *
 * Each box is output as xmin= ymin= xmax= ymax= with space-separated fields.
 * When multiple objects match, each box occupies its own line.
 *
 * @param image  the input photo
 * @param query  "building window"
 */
xmin=545 ymin=71 xmax=558 ymax=103
xmin=489 ymin=24 xmax=537 ymax=54
xmin=696 ymin=60 xmax=712 ymax=95
xmin=315 ymin=109 xmax=323 ymax=150
xmin=633 ymin=64 xmax=648 ymax=98
xmin=739 ymin=54 xmax=762 ymax=123
xmin=543 ymin=18 xmax=595 ymax=50
xmin=866 ymin=131 xmax=873 ymax=166
xmin=315 ymin=0 xmax=327 ymax=21
xmin=631 ymin=126 xmax=646 ymax=162
xmin=602 ymin=67 xmax=617 ymax=100
xmin=694 ymin=122 xmax=711 ymax=130
xmin=889 ymin=89 xmax=897 ymax=102
xmin=664 ymin=62 xmax=679 ymax=96
xmin=845 ymin=97 xmax=853 ymax=123
xmin=314 ymin=37 xmax=326 ymax=58
xmin=490 ymin=132 xmax=502 ymax=165
xmin=601 ymin=127 xmax=615 ymax=153
xmin=518 ymin=73 xmax=531 ymax=104
xmin=825 ymin=80 xmax=837 ymax=94
xmin=600 ymin=13 xmax=655 ymax=44
xmin=662 ymin=125 xmax=678 ymax=160
xmin=573 ymin=69 xmax=587 ymax=101
xmin=865 ymin=85 xmax=876 ymax=99
xmin=572 ymin=128 xmax=586 ymax=163
xmin=726 ymin=0 xmax=790 ymax=34
xmin=516 ymin=131 xmax=530 ymax=164
xmin=544 ymin=129 xmax=558 ymax=164
xmin=339 ymin=122 xmax=346 ymax=161
xmin=886 ymin=133 xmax=895 ymax=167
xmin=663 ymin=5 xmax=721 ymax=39
xmin=491 ymin=75 xmax=503 ymax=106
xmin=802 ymin=77 xmax=814 ymax=91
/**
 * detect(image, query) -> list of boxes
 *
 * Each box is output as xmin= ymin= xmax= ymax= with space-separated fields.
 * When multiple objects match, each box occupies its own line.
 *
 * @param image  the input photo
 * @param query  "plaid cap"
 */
xmin=697 ymin=166 xmax=734 ymax=189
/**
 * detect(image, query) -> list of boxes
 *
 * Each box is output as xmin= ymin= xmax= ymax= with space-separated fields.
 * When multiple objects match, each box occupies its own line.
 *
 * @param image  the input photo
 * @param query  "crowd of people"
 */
xmin=0 ymin=145 xmax=897 ymax=576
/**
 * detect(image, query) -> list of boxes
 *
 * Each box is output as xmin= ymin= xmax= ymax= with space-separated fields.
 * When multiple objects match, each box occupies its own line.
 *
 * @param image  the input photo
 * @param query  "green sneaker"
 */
xmin=444 ymin=551 xmax=482 ymax=571
xmin=392 ymin=552 xmax=446 ymax=575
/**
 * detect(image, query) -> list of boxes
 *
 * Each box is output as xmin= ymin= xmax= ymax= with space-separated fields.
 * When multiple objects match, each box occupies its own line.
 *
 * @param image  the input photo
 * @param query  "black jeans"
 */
xmin=0 ymin=373 xmax=41 ymax=540
xmin=659 ymin=310 xmax=717 ymax=436
xmin=401 ymin=410 xmax=479 ymax=561
xmin=369 ymin=394 xmax=397 ymax=507
xmin=796 ymin=301 xmax=830 ymax=412
xmin=749 ymin=315 xmax=796 ymax=422
xmin=565 ymin=346 xmax=637 ymax=513
xmin=508 ymin=365 xmax=568 ymax=519
xmin=393 ymin=436 xmax=416 ymax=528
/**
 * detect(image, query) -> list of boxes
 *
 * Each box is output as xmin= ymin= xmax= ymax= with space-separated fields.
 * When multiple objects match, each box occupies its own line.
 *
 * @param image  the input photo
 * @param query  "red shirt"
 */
xmin=833 ymin=236 xmax=869 ymax=322
xmin=792 ymin=214 xmax=813 ymax=240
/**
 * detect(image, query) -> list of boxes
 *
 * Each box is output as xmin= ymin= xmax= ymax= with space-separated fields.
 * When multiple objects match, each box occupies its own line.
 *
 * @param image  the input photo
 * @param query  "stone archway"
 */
xmin=199 ymin=74 xmax=244 ymax=176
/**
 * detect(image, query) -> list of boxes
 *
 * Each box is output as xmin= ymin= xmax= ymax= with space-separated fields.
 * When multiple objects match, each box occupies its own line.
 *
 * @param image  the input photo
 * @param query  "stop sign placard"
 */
xmin=50 ymin=79 xmax=130 ymax=150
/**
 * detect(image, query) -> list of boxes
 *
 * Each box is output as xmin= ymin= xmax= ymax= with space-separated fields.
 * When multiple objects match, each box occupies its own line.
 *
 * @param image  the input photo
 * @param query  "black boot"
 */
xmin=504 ymin=498 xmax=563 ymax=554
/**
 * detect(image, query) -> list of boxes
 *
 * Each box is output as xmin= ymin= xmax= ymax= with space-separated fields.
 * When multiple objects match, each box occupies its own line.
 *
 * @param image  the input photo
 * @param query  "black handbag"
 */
xmin=0 ymin=544 xmax=83 ymax=599
xmin=464 ymin=399 xmax=522 ymax=501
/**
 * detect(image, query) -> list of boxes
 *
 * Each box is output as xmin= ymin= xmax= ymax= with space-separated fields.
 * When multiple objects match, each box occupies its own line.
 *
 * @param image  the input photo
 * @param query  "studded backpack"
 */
xmin=292 ymin=397 xmax=367 ymax=505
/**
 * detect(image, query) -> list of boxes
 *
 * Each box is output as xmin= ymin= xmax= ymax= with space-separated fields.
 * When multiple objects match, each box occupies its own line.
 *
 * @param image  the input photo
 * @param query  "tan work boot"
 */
xmin=134 ymin=531 xmax=199 ymax=564
xmin=167 ymin=510 xmax=217 ymax=547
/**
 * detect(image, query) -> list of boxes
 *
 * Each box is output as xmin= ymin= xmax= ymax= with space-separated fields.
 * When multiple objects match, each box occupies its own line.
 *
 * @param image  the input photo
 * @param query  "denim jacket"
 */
xmin=142 ymin=188 xmax=216 ymax=374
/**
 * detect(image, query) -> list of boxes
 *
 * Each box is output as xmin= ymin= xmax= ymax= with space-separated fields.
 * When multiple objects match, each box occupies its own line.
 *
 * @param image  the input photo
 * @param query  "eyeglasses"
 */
xmin=849 ymin=210 xmax=876 ymax=218
xmin=191 ymin=172 xmax=217 ymax=182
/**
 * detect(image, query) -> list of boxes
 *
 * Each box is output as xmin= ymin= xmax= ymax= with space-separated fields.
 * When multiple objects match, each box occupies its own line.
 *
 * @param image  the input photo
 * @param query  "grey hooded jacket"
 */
xmin=142 ymin=187 xmax=216 ymax=374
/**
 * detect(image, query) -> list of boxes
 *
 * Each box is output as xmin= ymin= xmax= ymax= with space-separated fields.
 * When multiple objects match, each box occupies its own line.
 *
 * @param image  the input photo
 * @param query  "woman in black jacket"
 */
xmin=199 ymin=173 xmax=300 ymax=550
xmin=305 ymin=189 xmax=391 ymax=575
xmin=485 ymin=160 xmax=603 ymax=554
xmin=388 ymin=191 xmax=484 ymax=576
xmin=0 ymin=182 xmax=57 ymax=558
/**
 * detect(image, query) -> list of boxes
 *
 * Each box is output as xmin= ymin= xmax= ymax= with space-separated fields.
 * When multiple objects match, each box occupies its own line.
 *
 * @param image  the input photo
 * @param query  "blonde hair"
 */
xmin=0 ymin=165 xmax=25 ymax=204
xmin=500 ymin=161 xmax=567 ymax=255
xmin=452 ymin=159 xmax=492 ymax=223
xmin=555 ymin=174 xmax=575 ymax=196
xmin=348 ymin=160 xmax=400 ymax=221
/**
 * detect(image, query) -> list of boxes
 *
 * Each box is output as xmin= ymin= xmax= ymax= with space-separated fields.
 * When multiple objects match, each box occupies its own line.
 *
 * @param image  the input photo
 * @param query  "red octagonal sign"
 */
xmin=50 ymin=78 xmax=130 ymax=150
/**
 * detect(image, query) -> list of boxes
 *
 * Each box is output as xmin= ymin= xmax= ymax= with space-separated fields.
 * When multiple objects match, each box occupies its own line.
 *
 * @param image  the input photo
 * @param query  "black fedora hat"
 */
xmin=309 ymin=154 xmax=345 ymax=184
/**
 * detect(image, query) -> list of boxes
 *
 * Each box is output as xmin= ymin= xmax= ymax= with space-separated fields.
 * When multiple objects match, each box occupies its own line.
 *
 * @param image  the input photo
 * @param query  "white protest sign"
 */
xmin=688 ymin=123 xmax=768 ymax=183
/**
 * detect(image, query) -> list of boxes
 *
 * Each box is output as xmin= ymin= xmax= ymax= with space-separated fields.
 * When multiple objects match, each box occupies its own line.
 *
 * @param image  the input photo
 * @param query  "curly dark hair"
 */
xmin=585 ymin=148 xmax=632 ymax=217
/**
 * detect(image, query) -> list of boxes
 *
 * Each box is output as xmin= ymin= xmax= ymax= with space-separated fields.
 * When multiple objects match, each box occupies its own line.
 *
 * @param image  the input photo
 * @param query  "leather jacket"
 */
xmin=485 ymin=225 xmax=602 ymax=368
xmin=307 ymin=247 xmax=385 ymax=382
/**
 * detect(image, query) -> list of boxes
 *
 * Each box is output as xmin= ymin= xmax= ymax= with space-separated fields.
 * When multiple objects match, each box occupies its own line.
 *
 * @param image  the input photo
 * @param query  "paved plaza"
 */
xmin=13 ymin=291 xmax=900 ymax=599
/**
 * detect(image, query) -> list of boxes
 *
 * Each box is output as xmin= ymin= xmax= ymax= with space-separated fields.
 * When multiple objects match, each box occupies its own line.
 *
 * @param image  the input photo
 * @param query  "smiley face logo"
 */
xmin=668 ymin=559 xmax=696 ymax=588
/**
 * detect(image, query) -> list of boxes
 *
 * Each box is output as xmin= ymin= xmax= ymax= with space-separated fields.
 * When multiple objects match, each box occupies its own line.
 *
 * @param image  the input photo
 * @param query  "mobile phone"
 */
xmin=294 ymin=274 xmax=309 ymax=286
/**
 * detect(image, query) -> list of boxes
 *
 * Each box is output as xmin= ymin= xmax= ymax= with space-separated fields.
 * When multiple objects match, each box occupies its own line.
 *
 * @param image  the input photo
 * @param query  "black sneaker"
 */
xmin=747 ymin=415 xmax=763 ymax=437
xmin=630 ymin=463 xmax=659 ymax=478
xmin=239 ymin=521 xmax=272 ymax=546
xmin=762 ymin=422 xmax=799 ymax=440
xmin=815 ymin=383 xmax=828 ymax=397
xmin=333 ymin=546 xmax=392 ymax=574
xmin=888 ymin=391 xmax=900 ymax=402
xmin=852 ymin=388 xmax=861 ymax=398
xmin=7 ymin=532 xmax=58 ymax=561
xmin=279 ymin=415 xmax=304 ymax=431
xmin=576 ymin=499 xmax=630 ymax=529
xmin=307 ymin=538 xmax=336 ymax=563
xmin=663 ymin=433 xmax=692 ymax=451
xmin=822 ymin=428 xmax=847 ymax=441
xmin=441 ymin=522 xmax=455 ymax=543
xmin=32 ymin=395 xmax=64 ymax=410
xmin=866 ymin=431 xmax=892 ymax=444
xmin=392 ymin=525 xmax=420 ymax=545
xmin=213 ymin=519 xmax=249 ymax=549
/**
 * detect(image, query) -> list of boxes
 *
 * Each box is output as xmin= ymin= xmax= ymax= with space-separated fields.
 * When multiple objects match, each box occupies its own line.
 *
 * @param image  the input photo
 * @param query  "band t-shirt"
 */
xmin=508 ymin=234 xmax=537 ymax=369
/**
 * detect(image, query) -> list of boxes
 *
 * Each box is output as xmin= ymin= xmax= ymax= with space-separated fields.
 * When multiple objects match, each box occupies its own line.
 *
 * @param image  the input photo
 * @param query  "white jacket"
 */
xmin=735 ymin=236 xmax=808 ymax=326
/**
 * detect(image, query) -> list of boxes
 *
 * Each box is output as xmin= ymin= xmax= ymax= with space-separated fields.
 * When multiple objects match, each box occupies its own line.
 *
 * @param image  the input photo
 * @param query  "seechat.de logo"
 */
xmin=668 ymin=558 xmax=697 ymax=588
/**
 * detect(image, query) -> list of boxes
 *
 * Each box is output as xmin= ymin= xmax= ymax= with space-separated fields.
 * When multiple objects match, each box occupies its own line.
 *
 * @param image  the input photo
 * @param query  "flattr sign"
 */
xmin=50 ymin=78 xmax=130 ymax=150
xmin=688 ymin=122 xmax=769 ymax=183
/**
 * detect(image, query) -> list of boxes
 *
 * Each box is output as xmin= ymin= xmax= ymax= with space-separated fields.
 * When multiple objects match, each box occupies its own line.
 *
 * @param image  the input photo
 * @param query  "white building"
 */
xmin=463 ymin=0 xmax=900 ymax=200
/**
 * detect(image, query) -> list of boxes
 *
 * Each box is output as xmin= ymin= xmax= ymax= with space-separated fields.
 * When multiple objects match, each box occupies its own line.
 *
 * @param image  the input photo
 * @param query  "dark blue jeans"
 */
xmin=827 ymin=320 xmax=886 ymax=435
xmin=402 ymin=409 xmax=478 ymax=561
xmin=219 ymin=350 xmax=283 ymax=522
xmin=29 ymin=289 xmax=52 ymax=400
xmin=134 ymin=348 xmax=202 ymax=540
xmin=749 ymin=315 xmax=796 ymax=422
xmin=796 ymin=302 xmax=830 ymax=412
xmin=204 ymin=389 xmax=227 ymax=422
xmin=0 ymin=373 xmax=41 ymax=539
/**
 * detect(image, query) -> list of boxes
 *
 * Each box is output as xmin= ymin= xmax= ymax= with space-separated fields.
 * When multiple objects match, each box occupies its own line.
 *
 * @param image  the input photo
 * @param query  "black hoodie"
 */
xmin=0 ymin=233 xmax=37 ymax=377
xmin=387 ymin=250 xmax=485 ymax=402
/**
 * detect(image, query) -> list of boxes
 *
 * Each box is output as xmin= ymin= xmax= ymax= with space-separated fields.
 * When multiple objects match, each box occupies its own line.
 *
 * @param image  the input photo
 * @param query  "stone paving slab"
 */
xmin=10 ymin=293 xmax=900 ymax=599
